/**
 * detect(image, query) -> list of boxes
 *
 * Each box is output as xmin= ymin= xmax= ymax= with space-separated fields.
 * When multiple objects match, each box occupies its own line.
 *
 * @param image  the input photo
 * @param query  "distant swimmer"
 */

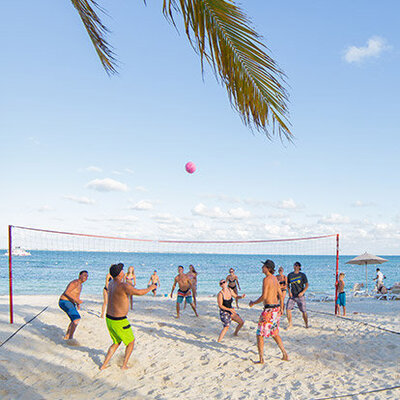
xmin=286 ymin=262 xmax=309 ymax=328
xmin=125 ymin=266 xmax=136 ymax=310
xmin=170 ymin=265 xmax=198 ymax=318
xmin=226 ymin=268 xmax=241 ymax=308
xmin=276 ymin=267 xmax=288 ymax=312
xmin=148 ymin=270 xmax=160 ymax=296
xmin=101 ymin=271 xmax=112 ymax=318
xmin=217 ymin=279 xmax=245 ymax=342
xmin=59 ymin=270 xmax=88 ymax=340
xmin=249 ymin=260 xmax=288 ymax=364
xmin=186 ymin=265 xmax=198 ymax=307
xmin=100 ymin=263 xmax=156 ymax=370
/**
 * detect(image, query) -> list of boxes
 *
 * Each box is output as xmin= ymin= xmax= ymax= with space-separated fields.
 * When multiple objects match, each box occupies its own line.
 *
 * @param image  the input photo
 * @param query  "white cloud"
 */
xmin=351 ymin=200 xmax=375 ymax=208
xmin=112 ymin=170 xmax=122 ymax=176
xmin=191 ymin=203 xmax=250 ymax=220
xmin=318 ymin=213 xmax=351 ymax=225
xmin=152 ymin=213 xmax=182 ymax=225
xmin=86 ymin=166 xmax=102 ymax=172
xmin=135 ymin=186 xmax=148 ymax=192
xmin=273 ymin=199 xmax=300 ymax=210
xmin=85 ymin=215 xmax=139 ymax=223
xmin=229 ymin=207 xmax=251 ymax=219
xmin=129 ymin=200 xmax=153 ymax=211
xmin=64 ymin=195 xmax=95 ymax=205
xmin=86 ymin=178 xmax=128 ymax=192
xmin=192 ymin=203 xmax=225 ymax=218
xmin=125 ymin=168 xmax=134 ymax=174
xmin=344 ymin=36 xmax=390 ymax=63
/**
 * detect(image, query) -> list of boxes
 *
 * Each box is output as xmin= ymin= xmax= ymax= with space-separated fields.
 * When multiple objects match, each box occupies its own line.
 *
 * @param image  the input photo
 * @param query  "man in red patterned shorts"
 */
xmin=249 ymin=259 xmax=289 ymax=364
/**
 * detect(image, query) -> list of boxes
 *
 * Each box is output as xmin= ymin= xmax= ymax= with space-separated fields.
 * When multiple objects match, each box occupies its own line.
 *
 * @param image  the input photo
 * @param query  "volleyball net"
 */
xmin=5 ymin=225 xmax=340 ymax=323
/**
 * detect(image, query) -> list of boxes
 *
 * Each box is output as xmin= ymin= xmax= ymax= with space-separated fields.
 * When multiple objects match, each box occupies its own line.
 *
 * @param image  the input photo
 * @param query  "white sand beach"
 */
xmin=0 ymin=295 xmax=399 ymax=400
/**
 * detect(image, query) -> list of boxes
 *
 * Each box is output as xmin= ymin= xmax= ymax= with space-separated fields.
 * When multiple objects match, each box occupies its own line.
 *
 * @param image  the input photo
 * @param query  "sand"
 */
xmin=0 ymin=294 xmax=399 ymax=400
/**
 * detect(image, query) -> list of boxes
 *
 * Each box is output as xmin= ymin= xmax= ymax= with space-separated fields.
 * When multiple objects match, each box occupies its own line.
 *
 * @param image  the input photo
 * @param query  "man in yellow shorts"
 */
xmin=100 ymin=263 xmax=156 ymax=370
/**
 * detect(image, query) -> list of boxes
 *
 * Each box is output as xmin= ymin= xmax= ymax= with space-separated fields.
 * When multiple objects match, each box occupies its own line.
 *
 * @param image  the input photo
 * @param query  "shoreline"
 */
xmin=1 ymin=295 xmax=399 ymax=399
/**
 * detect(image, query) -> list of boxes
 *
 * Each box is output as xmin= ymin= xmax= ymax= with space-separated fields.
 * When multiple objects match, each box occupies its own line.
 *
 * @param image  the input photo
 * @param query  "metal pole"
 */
xmin=335 ymin=234 xmax=339 ymax=315
xmin=8 ymin=225 xmax=13 ymax=324
xmin=366 ymin=263 xmax=368 ymax=291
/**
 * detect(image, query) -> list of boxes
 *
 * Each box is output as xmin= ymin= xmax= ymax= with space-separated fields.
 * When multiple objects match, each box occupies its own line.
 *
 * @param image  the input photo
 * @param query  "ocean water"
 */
xmin=1 ymin=251 xmax=399 ymax=298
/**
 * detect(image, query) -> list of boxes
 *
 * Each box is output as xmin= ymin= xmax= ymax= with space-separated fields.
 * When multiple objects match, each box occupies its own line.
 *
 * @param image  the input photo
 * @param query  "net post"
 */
xmin=8 ymin=225 xmax=14 ymax=324
xmin=334 ymin=233 xmax=339 ymax=315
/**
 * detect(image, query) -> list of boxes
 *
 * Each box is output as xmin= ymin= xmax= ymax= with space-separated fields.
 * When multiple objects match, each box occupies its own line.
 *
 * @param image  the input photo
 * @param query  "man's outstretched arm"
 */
xmin=126 ymin=284 xmax=156 ymax=296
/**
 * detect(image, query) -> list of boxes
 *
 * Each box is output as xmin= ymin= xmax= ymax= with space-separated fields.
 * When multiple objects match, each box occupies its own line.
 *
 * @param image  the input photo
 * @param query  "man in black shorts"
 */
xmin=287 ymin=262 xmax=309 ymax=328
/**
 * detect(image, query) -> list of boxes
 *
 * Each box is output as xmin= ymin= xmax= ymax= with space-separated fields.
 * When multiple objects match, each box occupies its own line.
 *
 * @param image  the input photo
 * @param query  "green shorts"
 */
xmin=106 ymin=315 xmax=135 ymax=345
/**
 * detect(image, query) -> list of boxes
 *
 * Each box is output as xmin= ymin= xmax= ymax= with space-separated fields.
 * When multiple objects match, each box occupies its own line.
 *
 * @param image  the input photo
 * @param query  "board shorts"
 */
xmin=59 ymin=299 xmax=81 ymax=322
xmin=257 ymin=306 xmax=280 ymax=338
xmin=219 ymin=309 xmax=232 ymax=327
xmin=337 ymin=292 xmax=346 ymax=307
xmin=177 ymin=288 xmax=193 ymax=304
xmin=287 ymin=296 xmax=307 ymax=312
xmin=106 ymin=315 xmax=135 ymax=345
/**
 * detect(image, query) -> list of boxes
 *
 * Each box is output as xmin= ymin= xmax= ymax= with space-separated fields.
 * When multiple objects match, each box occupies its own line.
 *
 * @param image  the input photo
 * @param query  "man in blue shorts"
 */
xmin=287 ymin=262 xmax=309 ymax=328
xmin=170 ymin=265 xmax=198 ymax=318
xmin=59 ymin=270 xmax=88 ymax=340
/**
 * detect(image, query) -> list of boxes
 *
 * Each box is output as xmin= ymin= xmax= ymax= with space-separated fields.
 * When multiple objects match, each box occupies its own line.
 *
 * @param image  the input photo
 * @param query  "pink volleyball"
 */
xmin=185 ymin=161 xmax=196 ymax=174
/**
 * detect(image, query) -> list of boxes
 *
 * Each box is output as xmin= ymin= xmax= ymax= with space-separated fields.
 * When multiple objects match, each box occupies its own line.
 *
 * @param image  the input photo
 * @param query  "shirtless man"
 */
xmin=100 ymin=263 xmax=156 ymax=370
xmin=249 ymin=260 xmax=288 ymax=364
xmin=59 ymin=270 xmax=88 ymax=340
xmin=148 ymin=270 xmax=161 ymax=296
xmin=170 ymin=265 xmax=198 ymax=318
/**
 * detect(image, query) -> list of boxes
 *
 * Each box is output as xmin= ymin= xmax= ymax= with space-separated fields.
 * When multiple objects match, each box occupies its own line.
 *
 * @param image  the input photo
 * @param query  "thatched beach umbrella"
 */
xmin=345 ymin=252 xmax=388 ymax=290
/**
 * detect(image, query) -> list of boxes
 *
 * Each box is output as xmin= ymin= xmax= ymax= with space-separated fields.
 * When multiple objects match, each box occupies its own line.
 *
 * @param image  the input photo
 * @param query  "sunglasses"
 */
xmin=219 ymin=280 xmax=226 ymax=285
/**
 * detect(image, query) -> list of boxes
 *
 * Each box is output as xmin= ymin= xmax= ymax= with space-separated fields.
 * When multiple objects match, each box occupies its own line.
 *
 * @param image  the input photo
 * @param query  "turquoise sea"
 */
xmin=1 ymin=251 xmax=399 ymax=298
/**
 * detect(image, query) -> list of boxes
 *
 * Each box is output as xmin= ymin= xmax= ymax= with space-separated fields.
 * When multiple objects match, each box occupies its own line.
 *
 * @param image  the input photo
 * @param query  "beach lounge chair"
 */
xmin=352 ymin=282 xmax=368 ymax=297
xmin=376 ymin=285 xmax=400 ymax=301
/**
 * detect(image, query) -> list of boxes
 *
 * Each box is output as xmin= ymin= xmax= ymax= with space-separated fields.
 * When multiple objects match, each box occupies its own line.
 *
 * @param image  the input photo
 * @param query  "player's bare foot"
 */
xmin=282 ymin=352 xmax=289 ymax=361
xmin=253 ymin=359 xmax=264 ymax=365
xmin=121 ymin=365 xmax=131 ymax=370
xmin=99 ymin=364 xmax=110 ymax=371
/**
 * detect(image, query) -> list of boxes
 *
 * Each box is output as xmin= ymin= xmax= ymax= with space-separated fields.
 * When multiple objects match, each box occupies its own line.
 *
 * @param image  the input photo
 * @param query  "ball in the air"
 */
xmin=185 ymin=162 xmax=196 ymax=174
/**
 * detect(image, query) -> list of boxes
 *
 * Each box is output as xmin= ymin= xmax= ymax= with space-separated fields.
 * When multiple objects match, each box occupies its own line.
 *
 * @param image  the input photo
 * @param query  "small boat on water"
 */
xmin=4 ymin=247 xmax=31 ymax=256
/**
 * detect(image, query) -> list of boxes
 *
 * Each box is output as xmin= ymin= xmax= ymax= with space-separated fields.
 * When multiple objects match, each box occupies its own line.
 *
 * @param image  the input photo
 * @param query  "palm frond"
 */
xmin=163 ymin=0 xmax=292 ymax=140
xmin=70 ymin=0 xmax=117 ymax=74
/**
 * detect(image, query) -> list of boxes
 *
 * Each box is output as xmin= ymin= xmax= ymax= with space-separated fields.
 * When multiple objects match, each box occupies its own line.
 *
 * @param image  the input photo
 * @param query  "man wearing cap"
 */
xmin=100 ymin=263 xmax=157 ymax=370
xmin=249 ymin=259 xmax=288 ymax=363
xmin=287 ymin=261 xmax=309 ymax=328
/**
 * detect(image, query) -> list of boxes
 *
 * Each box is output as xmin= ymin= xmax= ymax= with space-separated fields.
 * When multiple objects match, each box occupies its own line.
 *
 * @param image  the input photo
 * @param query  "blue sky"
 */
xmin=1 ymin=1 xmax=399 ymax=254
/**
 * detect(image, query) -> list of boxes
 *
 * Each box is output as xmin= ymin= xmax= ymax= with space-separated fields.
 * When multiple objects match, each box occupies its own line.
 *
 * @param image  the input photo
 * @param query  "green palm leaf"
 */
xmin=70 ymin=0 xmax=117 ymax=74
xmin=71 ymin=0 xmax=292 ymax=139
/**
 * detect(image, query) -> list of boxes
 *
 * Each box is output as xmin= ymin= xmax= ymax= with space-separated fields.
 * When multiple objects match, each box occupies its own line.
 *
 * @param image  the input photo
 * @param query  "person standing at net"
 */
xmin=125 ymin=266 xmax=136 ymax=310
xmin=148 ymin=270 xmax=160 ymax=296
xmin=100 ymin=263 xmax=156 ymax=370
xmin=286 ymin=262 xmax=309 ymax=328
xmin=226 ymin=268 xmax=241 ymax=308
xmin=249 ymin=259 xmax=288 ymax=363
xmin=276 ymin=267 xmax=288 ymax=312
xmin=186 ymin=264 xmax=198 ymax=307
xmin=59 ymin=270 xmax=88 ymax=340
xmin=170 ymin=265 xmax=198 ymax=318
